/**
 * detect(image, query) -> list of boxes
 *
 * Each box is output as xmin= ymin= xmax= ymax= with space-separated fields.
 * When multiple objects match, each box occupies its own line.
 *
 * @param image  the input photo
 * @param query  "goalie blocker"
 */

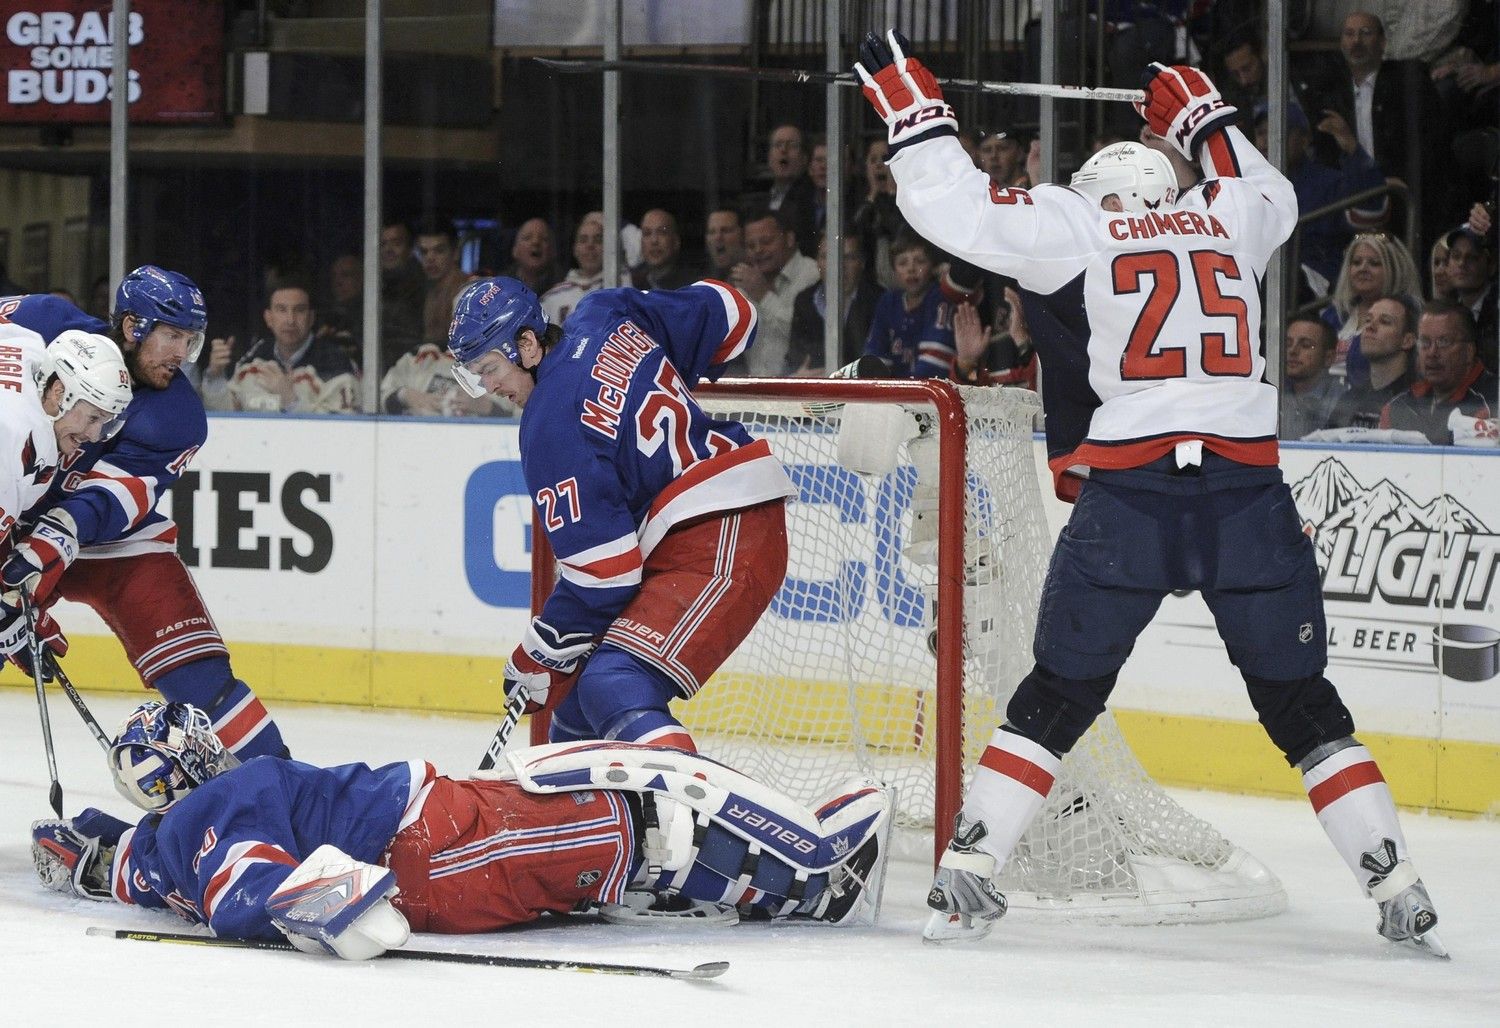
xmin=33 ymin=702 xmax=893 ymax=960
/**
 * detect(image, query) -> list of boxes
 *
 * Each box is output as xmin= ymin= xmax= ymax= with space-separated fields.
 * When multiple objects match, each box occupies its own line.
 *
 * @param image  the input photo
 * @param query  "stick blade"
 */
xmin=48 ymin=780 xmax=62 ymax=818
xmin=680 ymin=961 xmax=731 ymax=980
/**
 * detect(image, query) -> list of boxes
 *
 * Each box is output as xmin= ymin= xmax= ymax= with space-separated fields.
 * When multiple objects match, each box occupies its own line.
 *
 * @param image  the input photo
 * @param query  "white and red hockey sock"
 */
xmin=951 ymin=728 xmax=1061 ymax=870
xmin=1301 ymin=740 xmax=1412 ymax=896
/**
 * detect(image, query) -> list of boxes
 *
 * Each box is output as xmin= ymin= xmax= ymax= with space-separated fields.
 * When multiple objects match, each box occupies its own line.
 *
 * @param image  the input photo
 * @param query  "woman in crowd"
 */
xmin=1322 ymin=233 xmax=1421 ymax=386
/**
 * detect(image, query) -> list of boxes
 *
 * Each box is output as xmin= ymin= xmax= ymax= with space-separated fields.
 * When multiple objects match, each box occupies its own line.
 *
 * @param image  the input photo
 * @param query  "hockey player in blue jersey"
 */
xmin=856 ymin=33 xmax=1445 ymax=955
xmin=448 ymin=276 xmax=793 ymax=752
xmin=31 ymin=700 xmax=893 ymax=958
xmin=0 ymin=268 xmax=290 ymax=759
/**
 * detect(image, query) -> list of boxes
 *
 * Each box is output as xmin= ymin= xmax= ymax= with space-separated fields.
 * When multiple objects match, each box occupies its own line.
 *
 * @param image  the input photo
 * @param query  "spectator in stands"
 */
xmin=380 ymin=341 xmax=514 ymax=418
xmin=220 ymin=281 xmax=360 ymax=414
xmin=379 ymin=220 xmax=425 ymax=372
xmin=417 ymin=223 xmax=474 ymax=348
xmin=1430 ymin=236 xmax=1455 ymax=299
xmin=726 ymin=208 xmax=820 ymax=377
xmin=1253 ymin=102 xmax=1387 ymax=299
xmin=786 ymin=230 xmax=880 ymax=376
xmin=807 ymin=135 xmax=831 ymax=235
xmin=541 ymin=211 xmax=628 ymax=326
xmin=1382 ymin=300 xmax=1498 ymax=443
xmin=853 ymin=137 xmax=904 ymax=291
xmin=87 ymin=274 xmax=111 ymax=321
xmin=505 ymin=217 xmax=558 ymax=296
xmin=1322 ymin=232 xmax=1422 ymax=383
xmin=631 ymin=209 xmax=700 ymax=291
xmin=864 ymin=229 xmax=956 ymax=379
xmin=1282 ymin=317 xmax=1348 ymax=438
xmin=1220 ymin=33 xmax=1269 ymax=128
xmin=1325 ymin=11 xmax=1447 ymax=248
xmin=977 ymin=130 xmax=1030 ymax=190
xmin=1332 ymin=293 xmax=1420 ymax=428
xmin=951 ymin=284 xmax=1037 ymax=390
xmin=764 ymin=123 xmax=819 ymax=257
xmin=704 ymin=207 xmax=745 ymax=281
xmin=319 ymin=252 xmax=362 ymax=362
xmin=1444 ymin=219 xmax=1499 ymax=374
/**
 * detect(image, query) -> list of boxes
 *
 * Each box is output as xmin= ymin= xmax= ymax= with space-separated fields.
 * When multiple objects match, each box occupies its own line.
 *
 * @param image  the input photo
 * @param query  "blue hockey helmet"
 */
xmin=447 ymin=276 xmax=546 ymax=397
xmin=113 ymin=265 xmax=209 ymax=362
xmin=107 ymin=702 xmax=238 ymax=812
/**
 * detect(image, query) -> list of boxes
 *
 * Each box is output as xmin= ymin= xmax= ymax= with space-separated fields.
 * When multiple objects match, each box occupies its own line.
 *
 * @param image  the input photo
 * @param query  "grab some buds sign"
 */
xmin=0 ymin=2 xmax=223 ymax=123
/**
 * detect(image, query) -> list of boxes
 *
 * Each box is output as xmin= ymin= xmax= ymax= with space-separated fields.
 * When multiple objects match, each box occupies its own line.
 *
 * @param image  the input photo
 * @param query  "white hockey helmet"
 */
xmin=1070 ymin=141 xmax=1178 ymax=213
xmin=44 ymin=330 xmax=133 ymax=438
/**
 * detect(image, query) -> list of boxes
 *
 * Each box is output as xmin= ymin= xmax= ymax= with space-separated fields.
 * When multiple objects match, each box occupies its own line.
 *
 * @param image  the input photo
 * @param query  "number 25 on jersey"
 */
xmin=1113 ymin=249 xmax=1251 ymax=380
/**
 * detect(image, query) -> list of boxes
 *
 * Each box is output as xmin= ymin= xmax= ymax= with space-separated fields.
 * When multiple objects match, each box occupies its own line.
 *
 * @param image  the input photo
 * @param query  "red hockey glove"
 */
xmin=0 ymin=604 xmax=68 ymax=681
xmin=855 ymin=29 xmax=958 ymax=156
xmin=1136 ymin=62 xmax=1238 ymax=161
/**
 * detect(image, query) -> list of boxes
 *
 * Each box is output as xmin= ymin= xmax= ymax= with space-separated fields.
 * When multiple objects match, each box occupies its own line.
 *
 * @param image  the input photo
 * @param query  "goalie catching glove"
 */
xmin=1136 ymin=62 xmax=1238 ymax=161
xmin=32 ymin=808 xmax=131 ymax=901
xmin=267 ymin=844 xmax=411 ymax=961
xmin=504 ymin=617 xmax=594 ymax=713
xmin=854 ymin=29 xmax=958 ymax=156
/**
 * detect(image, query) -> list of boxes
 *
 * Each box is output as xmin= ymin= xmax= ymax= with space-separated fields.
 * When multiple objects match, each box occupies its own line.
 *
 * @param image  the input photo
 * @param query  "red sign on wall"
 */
xmin=0 ymin=1 xmax=223 ymax=124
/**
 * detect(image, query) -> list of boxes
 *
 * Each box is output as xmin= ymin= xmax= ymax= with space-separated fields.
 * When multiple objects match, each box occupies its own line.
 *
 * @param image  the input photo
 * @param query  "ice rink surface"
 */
xmin=1 ymin=689 xmax=1495 ymax=1026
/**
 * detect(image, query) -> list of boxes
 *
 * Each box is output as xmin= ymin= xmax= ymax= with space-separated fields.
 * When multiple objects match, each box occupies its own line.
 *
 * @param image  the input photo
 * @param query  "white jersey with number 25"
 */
xmin=888 ymin=126 xmax=1297 ymax=498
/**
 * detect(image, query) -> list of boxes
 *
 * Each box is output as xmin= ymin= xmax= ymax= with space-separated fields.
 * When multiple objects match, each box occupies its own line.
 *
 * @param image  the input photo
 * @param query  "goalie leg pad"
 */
xmin=267 ymin=844 xmax=410 ymax=960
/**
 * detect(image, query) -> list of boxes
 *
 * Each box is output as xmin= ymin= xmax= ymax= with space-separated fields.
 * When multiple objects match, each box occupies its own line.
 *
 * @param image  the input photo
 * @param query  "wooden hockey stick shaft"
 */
xmin=534 ymin=57 xmax=1145 ymax=103
xmin=87 ymin=927 xmax=729 ymax=979
xmin=21 ymin=587 xmax=63 ymax=817
xmin=476 ymin=679 xmax=531 ymax=771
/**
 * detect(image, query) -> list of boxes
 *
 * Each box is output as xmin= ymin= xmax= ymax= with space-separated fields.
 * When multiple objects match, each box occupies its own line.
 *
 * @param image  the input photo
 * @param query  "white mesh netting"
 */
xmin=676 ymin=384 xmax=1285 ymax=923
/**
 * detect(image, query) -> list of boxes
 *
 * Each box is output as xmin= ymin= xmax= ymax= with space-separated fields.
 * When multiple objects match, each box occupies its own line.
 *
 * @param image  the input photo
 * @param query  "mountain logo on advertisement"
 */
xmin=1290 ymin=458 xmax=1500 ymax=682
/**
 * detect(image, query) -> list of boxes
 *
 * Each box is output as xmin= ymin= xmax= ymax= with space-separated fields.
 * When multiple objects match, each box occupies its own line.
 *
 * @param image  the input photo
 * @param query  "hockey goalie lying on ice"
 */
xmin=31 ymin=702 xmax=892 ymax=960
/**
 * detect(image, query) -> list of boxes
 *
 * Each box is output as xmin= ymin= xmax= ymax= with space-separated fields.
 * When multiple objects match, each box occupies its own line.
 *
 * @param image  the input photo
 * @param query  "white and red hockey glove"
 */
xmin=1 ymin=510 xmax=79 ymax=608
xmin=1136 ymin=62 xmax=1238 ymax=161
xmin=504 ymin=618 xmax=594 ymax=713
xmin=854 ymin=29 xmax=958 ymax=156
xmin=0 ymin=603 xmax=68 ymax=681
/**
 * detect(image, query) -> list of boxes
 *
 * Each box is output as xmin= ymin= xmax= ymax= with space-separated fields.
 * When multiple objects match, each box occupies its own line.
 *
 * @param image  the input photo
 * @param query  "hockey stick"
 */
xmin=534 ymin=56 xmax=1146 ymax=104
xmin=476 ymin=679 xmax=531 ymax=771
xmin=87 ymin=927 xmax=730 ymax=980
xmin=20 ymin=587 xmax=63 ymax=817
xmin=49 ymin=660 xmax=112 ymax=751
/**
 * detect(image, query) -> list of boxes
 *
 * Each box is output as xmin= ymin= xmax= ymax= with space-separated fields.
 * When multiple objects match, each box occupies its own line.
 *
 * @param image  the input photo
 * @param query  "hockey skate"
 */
xmin=598 ymin=889 xmax=740 ymax=927
xmin=797 ymin=803 xmax=894 ymax=927
xmin=1363 ymin=840 xmax=1448 ymax=959
xmin=923 ymin=815 xmax=1008 ymax=944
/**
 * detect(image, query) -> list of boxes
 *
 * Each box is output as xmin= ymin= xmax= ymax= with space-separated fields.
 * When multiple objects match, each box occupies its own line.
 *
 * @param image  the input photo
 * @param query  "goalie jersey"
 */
xmin=521 ymin=281 xmax=794 ymax=642
xmin=109 ymin=756 xmax=429 ymax=941
xmin=2 ymin=293 xmax=206 ymax=555
xmin=886 ymin=126 xmax=1297 ymax=499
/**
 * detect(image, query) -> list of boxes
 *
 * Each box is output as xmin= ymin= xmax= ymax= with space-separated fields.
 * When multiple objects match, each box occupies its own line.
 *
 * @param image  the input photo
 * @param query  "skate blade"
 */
xmin=1409 ymin=927 xmax=1450 ymax=960
xmin=922 ymin=909 xmax=994 ymax=945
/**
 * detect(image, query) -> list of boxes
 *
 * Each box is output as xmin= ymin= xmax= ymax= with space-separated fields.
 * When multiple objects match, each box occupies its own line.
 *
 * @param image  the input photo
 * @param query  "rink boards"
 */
xmin=0 ymin=413 xmax=1495 ymax=815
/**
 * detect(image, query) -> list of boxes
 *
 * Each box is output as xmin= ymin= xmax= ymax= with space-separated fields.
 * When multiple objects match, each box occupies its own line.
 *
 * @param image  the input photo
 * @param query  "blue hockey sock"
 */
xmin=154 ymin=658 xmax=289 ymax=759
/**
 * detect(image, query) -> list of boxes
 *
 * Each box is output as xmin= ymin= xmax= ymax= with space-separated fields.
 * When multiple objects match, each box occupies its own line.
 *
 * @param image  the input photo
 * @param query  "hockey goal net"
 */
xmin=533 ymin=379 xmax=1285 ymax=923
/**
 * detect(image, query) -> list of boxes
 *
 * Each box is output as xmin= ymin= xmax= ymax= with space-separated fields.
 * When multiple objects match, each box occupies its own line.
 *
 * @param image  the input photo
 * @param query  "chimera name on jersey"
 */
xmin=1108 ymin=210 xmax=1230 ymax=242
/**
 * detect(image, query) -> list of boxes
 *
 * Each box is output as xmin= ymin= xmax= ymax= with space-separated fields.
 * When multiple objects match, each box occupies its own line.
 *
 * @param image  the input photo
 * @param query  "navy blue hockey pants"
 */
xmin=1010 ymin=453 xmax=1353 ymax=765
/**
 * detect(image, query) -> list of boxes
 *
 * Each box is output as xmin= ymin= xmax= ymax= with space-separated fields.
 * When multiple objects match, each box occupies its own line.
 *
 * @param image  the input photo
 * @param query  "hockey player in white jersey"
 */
xmin=0 ymin=323 xmax=131 ymax=670
xmin=855 ymin=32 xmax=1445 ymax=956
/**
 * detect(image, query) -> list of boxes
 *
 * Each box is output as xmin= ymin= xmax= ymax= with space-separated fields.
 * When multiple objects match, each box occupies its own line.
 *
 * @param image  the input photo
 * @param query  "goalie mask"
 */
xmin=447 ymin=276 xmax=547 ymax=398
xmin=44 ymin=331 xmax=133 ymax=442
xmin=113 ymin=265 xmax=209 ymax=363
xmin=108 ymin=702 xmax=238 ymax=812
xmin=1070 ymin=141 xmax=1178 ymax=213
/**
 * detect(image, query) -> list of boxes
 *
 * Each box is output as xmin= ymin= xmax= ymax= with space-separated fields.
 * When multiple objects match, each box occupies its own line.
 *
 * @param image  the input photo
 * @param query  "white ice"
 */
xmin=2 ymin=689 xmax=1495 ymax=1025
